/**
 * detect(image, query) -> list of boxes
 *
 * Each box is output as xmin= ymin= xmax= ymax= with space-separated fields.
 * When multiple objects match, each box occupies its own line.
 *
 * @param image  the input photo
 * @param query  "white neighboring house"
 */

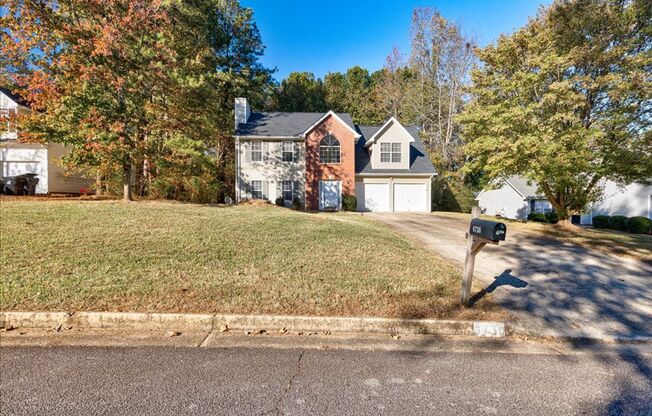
xmin=476 ymin=175 xmax=652 ymax=224
xmin=1 ymin=87 xmax=89 ymax=194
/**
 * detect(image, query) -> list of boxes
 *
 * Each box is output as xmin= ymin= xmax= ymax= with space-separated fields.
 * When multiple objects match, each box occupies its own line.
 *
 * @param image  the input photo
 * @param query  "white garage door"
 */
xmin=393 ymin=183 xmax=427 ymax=212
xmin=357 ymin=183 xmax=390 ymax=212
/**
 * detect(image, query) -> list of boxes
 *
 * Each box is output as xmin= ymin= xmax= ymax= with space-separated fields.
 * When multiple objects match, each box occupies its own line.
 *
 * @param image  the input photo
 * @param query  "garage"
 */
xmin=356 ymin=182 xmax=390 ymax=212
xmin=393 ymin=183 xmax=428 ymax=212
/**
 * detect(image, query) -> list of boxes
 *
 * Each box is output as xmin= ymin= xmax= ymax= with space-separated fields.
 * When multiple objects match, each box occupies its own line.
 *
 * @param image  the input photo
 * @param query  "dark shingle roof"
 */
xmin=235 ymin=111 xmax=436 ymax=176
xmin=355 ymin=125 xmax=436 ymax=175
xmin=0 ymin=86 xmax=30 ymax=108
xmin=235 ymin=111 xmax=356 ymax=137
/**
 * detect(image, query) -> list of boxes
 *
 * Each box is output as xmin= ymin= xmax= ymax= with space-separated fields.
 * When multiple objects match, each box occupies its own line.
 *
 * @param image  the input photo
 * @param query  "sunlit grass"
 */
xmin=0 ymin=199 xmax=504 ymax=320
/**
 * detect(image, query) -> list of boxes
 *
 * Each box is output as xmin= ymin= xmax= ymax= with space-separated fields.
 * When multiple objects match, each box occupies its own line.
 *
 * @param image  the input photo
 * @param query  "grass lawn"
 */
xmin=435 ymin=211 xmax=652 ymax=263
xmin=0 ymin=199 xmax=505 ymax=320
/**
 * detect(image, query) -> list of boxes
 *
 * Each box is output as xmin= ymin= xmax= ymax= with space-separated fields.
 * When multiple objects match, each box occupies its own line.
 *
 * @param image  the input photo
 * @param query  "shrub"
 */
xmin=342 ymin=194 xmax=357 ymax=211
xmin=545 ymin=211 xmax=559 ymax=224
xmin=625 ymin=216 xmax=652 ymax=234
xmin=527 ymin=212 xmax=547 ymax=223
xmin=592 ymin=215 xmax=610 ymax=228
xmin=608 ymin=215 xmax=628 ymax=231
xmin=275 ymin=197 xmax=285 ymax=207
xmin=291 ymin=197 xmax=302 ymax=210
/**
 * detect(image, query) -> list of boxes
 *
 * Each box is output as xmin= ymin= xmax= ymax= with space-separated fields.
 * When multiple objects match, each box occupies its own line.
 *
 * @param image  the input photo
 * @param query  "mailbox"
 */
xmin=469 ymin=218 xmax=506 ymax=242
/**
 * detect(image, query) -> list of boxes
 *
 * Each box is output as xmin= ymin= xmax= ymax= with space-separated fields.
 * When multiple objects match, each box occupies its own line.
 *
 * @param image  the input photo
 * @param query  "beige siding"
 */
xmin=369 ymin=121 xmax=412 ymax=170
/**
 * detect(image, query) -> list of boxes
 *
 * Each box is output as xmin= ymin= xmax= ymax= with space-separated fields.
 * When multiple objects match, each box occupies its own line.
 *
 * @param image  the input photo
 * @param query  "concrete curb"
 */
xmin=0 ymin=311 xmax=506 ymax=338
xmin=507 ymin=324 xmax=652 ymax=345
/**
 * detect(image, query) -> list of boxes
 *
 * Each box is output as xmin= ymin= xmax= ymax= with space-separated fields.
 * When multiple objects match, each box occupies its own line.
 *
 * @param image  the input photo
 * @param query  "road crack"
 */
xmin=260 ymin=350 xmax=305 ymax=416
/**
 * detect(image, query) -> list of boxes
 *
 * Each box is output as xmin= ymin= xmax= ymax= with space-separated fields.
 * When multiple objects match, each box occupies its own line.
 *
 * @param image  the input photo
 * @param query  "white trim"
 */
xmin=319 ymin=180 xmax=342 ymax=211
xmin=302 ymin=110 xmax=360 ymax=138
xmin=364 ymin=116 xmax=414 ymax=148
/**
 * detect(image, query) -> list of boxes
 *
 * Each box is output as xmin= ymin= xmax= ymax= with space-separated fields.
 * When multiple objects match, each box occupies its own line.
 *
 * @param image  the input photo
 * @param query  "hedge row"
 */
xmin=593 ymin=215 xmax=652 ymax=234
xmin=527 ymin=211 xmax=559 ymax=224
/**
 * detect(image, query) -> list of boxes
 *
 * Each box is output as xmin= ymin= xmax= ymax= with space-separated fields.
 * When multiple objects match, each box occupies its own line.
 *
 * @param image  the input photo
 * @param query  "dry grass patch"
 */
xmin=0 ymin=200 xmax=505 ymax=320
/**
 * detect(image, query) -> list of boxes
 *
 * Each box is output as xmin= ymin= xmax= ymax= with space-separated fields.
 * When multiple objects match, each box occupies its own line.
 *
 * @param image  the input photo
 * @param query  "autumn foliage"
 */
xmin=1 ymin=0 xmax=272 ymax=201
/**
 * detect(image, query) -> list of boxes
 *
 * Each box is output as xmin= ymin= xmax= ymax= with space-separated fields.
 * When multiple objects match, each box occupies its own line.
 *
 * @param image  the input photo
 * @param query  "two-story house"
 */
xmin=234 ymin=98 xmax=436 ymax=211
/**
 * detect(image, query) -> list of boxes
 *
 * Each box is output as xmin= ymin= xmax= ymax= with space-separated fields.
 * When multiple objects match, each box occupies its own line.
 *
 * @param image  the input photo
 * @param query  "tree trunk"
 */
xmin=123 ymin=158 xmax=133 ymax=201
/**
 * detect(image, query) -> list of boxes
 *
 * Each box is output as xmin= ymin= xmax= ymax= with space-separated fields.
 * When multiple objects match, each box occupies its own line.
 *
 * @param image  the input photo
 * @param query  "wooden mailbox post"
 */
xmin=461 ymin=206 xmax=507 ymax=307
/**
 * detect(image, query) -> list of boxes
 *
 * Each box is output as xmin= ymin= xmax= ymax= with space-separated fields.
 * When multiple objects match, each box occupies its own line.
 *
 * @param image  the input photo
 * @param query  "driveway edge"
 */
xmin=0 ymin=311 xmax=505 ymax=338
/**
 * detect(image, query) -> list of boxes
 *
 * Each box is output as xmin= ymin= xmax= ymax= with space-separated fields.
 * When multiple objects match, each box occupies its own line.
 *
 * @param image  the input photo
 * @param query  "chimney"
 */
xmin=235 ymin=97 xmax=250 ymax=128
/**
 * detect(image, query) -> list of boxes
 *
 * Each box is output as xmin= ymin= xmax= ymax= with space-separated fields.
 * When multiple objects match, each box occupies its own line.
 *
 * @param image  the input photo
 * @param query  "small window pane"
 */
xmin=251 ymin=141 xmax=262 ymax=162
xmin=282 ymin=180 xmax=293 ymax=201
xmin=282 ymin=141 xmax=293 ymax=162
xmin=251 ymin=180 xmax=263 ymax=199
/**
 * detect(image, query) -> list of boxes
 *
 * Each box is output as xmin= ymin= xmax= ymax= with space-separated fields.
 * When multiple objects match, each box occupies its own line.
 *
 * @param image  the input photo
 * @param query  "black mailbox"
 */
xmin=469 ymin=219 xmax=506 ymax=242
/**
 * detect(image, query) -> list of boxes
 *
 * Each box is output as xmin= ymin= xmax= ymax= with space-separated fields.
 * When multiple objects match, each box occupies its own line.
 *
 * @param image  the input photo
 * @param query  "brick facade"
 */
xmin=304 ymin=114 xmax=357 ymax=210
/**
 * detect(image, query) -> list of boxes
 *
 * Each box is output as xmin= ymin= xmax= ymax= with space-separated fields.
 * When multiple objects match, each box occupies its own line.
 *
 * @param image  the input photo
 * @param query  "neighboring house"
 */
xmin=1 ymin=87 xmax=89 ymax=194
xmin=476 ymin=176 xmax=552 ymax=221
xmin=476 ymin=175 xmax=652 ymax=224
xmin=233 ymin=98 xmax=436 ymax=212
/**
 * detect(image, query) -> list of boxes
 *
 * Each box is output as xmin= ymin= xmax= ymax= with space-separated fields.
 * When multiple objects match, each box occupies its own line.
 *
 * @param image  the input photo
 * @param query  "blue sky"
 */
xmin=240 ymin=0 xmax=551 ymax=81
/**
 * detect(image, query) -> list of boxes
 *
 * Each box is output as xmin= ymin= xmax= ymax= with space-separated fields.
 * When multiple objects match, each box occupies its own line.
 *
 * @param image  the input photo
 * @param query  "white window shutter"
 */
xmin=263 ymin=141 xmax=269 ymax=162
xmin=244 ymin=141 xmax=251 ymax=163
xmin=263 ymin=180 xmax=269 ymax=200
xmin=294 ymin=142 xmax=300 ymax=163
xmin=293 ymin=181 xmax=300 ymax=201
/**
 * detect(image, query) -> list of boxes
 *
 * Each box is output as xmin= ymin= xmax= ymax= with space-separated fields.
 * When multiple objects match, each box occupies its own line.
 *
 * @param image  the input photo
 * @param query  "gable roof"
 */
xmin=364 ymin=116 xmax=414 ymax=148
xmin=504 ymin=175 xmax=544 ymax=199
xmin=0 ymin=86 xmax=30 ymax=108
xmin=355 ymin=125 xmax=436 ymax=175
xmin=235 ymin=111 xmax=356 ymax=137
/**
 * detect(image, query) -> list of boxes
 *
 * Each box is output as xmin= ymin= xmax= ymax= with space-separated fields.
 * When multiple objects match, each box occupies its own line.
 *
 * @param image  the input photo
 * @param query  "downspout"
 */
xmin=235 ymin=136 xmax=240 ymax=203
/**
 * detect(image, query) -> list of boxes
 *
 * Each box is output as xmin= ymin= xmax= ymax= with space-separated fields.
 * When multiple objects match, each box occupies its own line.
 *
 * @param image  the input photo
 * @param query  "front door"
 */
xmin=319 ymin=180 xmax=341 ymax=211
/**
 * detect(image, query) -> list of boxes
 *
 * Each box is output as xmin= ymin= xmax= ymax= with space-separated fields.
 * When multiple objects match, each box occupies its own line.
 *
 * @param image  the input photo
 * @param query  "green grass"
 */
xmin=435 ymin=211 xmax=652 ymax=262
xmin=0 ymin=199 xmax=504 ymax=320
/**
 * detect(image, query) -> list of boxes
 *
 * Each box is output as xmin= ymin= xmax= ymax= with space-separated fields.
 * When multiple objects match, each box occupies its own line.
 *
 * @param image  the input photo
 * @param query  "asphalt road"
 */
xmin=370 ymin=213 xmax=652 ymax=340
xmin=2 ymin=343 xmax=651 ymax=416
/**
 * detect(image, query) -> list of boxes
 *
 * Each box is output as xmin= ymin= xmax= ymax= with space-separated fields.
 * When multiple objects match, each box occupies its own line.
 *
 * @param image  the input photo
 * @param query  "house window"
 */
xmin=282 ymin=141 xmax=294 ymax=162
xmin=251 ymin=141 xmax=262 ymax=162
xmin=319 ymin=135 xmax=340 ymax=164
xmin=251 ymin=180 xmax=263 ymax=199
xmin=380 ymin=142 xmax=401 ymax=163
xmin=282 ymin=180 xmax=293 ymax=201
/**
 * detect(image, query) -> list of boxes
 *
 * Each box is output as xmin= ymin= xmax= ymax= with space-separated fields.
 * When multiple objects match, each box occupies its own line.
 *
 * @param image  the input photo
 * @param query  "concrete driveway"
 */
xmin=369 ymin=213 xmax=652 ymax=340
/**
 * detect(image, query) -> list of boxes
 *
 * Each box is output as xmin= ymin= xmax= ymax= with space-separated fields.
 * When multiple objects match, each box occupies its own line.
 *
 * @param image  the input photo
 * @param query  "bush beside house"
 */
xmin=592 ymin=215 xmax=652 ymax=234
xmin=343 ymin=194 xmax=357 ymax=211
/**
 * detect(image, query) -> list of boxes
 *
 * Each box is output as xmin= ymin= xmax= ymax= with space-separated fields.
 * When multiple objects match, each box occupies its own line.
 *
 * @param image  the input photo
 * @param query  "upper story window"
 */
xmin=282 ymin=141 xmax=294 ymax=162
xmin=251 ymin=141 xmax=262 ymax=162
xmin=380 ymin=142 xmax=401 ymax=163
xmin=319 ymin=135 xmax=340 ymax=164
